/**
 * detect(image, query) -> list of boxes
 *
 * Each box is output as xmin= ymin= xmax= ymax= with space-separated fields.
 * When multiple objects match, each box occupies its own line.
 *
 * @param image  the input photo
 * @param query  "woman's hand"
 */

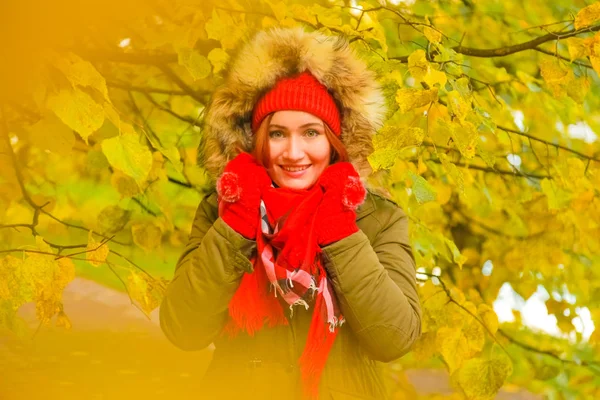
xmin=217 ymin=153 xmax=272 ymax=239
xmin=316 ymin=162 xmax=367 ymax=246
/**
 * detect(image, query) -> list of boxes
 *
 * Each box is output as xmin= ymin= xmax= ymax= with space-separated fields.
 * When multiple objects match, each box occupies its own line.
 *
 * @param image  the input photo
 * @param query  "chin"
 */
xmin=278 ymin=178 xmax=315 ymax=190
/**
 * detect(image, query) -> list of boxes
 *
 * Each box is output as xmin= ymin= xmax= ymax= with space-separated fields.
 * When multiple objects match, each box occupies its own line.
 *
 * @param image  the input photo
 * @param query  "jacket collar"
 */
xmin=356 ymin=192 xmax=376 ymax=221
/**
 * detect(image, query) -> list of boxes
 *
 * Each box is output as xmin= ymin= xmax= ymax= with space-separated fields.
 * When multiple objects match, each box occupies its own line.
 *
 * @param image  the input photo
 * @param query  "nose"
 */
xmin=283 ymin=135 xmax=304 ymax=162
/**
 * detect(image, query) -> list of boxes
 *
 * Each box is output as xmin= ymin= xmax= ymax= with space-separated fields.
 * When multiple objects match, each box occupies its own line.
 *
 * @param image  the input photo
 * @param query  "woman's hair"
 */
xmin=252 ymin=113 xmax=349 ymax=167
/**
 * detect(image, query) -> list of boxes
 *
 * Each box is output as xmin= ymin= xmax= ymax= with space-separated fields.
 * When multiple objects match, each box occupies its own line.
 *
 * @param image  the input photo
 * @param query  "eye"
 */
xmin=304 ymin=129 xmax=320 ymax=138
xmin=269 ymin=130 xmax=283 ymax=139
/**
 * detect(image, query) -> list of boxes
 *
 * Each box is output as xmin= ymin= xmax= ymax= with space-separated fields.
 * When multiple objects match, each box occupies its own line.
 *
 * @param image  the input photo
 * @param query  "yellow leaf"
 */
xmin=101 ymin=133 xmax=153 ymax=185
xmin=436 ymin=326 xmax=470 ymax=373
xmin=97 ymin=205 xmax=130 ymax=235
xmin=22 ymin=241 xmax=75 ymax=325
xmin=478 ymin=304 xmax=499 ymax=335
xmin=177 ymin=47 xmax=212 ymax=80
xmin=425 ymin=68 xmax=447 ymax=88
xmin=477 ymin=144 xmax=496 ymax=168
xmin=373 ymin=126 xmax=425 ymax=150
xmin=132 ymin=223 xmax=163 ymax=251
xmin=432 ymin=180 xmax=452 ymax=205
xmin=567 ymin=38 xmax=589 ymax=61
xmin=205 ymin=9 xmax=245 ymax=50
xmin=424 ymin=26 xmax=442 ymax=44
xmin=439 ymin=119 xmax=477 ymax=159
xmin=267 ymin=0 xmax=287 ymax=21
xmin=207 ymin=48 xmax=230 ymax=74
xmin=446 ymin=90 xmax=471 ymax=122
xmin=27 ymin=113 xmax=75 ymax=156
xmin=411 ymin=331 xmax=437 ymax=361
xmin=289 ymin=4 xmax=317 ymax=25
xmin=574 ymin=2 xmax=600 ymax=30
xmin=591 ymin=55 xmax=600 ymax=75
xmin=55 ymin=310 xmax=72 ymax=330
xmin=110 ymin=170 xmax=140 ymax=198
xmin=540 ymin=178 xmax=571 ymax=210
xmin=408 ymin=50 xmax=428 ymax=81
xmin=310 ymin=5 xmax=341 ymax=26
xmin=86 ymin=231 xmax=109 ymax=267
xmin=49 ymin=51 xmax=109 ymax=100
xmin=408 ymin=50 xmax=447 ymax=87
xmin=567 ymin=77 xmax=590 ymax=104
xmin=127 ymin=271 xmax=161 ymax=316
xmin=396 ymin=88 xmax=438 ymax=113
xmin=539 ymin=59 xmax=574 ymax=98
xmin=46 ymin=88 xmax=105 ymax=142
xmin=454 ymin=349 xmax=513 ymax=400
xmin=440 ymin=153 xmax=465 ymax=195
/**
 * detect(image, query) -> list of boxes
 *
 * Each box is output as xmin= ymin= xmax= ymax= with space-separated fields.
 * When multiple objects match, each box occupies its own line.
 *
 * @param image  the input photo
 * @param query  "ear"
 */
xmin=342 ymin=176 xmax=366 ymax=210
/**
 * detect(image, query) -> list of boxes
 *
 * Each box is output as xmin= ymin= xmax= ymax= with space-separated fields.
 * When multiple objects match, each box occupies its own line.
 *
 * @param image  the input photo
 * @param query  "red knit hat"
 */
xmin=251 ymin=72 xmax=342 ymax=135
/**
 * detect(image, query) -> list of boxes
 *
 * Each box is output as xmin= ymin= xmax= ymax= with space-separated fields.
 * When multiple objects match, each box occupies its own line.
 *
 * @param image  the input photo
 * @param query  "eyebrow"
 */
xmin=269 ymin=122 xmax=323 ymax=129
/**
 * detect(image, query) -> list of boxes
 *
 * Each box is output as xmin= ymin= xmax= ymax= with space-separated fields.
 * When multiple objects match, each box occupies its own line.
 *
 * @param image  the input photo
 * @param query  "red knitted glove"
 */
xmin=217 ymin=153 xmax=272 ymax=239
xmin=315 ymin=162 xmax=367 ymax=246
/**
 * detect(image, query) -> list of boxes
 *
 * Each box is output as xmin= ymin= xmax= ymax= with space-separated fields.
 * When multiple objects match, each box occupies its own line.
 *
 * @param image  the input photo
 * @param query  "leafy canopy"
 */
xmin=1 ymin=0 xmax=600 ymax=398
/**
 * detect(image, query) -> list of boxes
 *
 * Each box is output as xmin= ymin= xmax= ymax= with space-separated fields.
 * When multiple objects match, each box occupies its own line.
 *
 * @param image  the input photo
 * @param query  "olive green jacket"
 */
xmin=159 ymin=191 xmax=421 ymax=399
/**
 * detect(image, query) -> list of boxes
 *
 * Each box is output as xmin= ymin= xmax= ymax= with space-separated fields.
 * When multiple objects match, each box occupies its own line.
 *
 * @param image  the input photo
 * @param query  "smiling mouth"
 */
xmin=281 ymin=165 xmax=310 ymax=172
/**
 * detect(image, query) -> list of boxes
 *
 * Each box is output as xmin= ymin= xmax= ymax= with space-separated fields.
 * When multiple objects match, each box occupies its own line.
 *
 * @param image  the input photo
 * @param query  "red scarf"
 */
xmin=222 ymin=184 xmax=345 ymax=399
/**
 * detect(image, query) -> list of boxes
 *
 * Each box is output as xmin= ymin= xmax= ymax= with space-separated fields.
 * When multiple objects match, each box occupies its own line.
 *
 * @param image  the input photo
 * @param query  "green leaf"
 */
xmin=444 ymin=237 xmax=468 ymax=269
xmin=455 ymin=348 xmax=513 ymax=400
xmin=132 ymin=223 xmax=163 ymax=252
xmin=50 ymin=52 xmax=109 ymax=100
xmin=97 ymin=205 xmax=130 ymax=235
xmin=177 ymin=47 xmax=212 ymax=80
xmin=367 ymin=148 xmax=402 ymax=171
xmin=46 ymin=88 xmax=104 ymax=142
xmin=409 ymin=171 xmax=437 ymax=204
xmin=101 ymin=133 xmax=153 ymax=185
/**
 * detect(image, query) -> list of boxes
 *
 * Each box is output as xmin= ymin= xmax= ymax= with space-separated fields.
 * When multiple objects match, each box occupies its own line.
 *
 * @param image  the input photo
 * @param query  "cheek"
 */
xmin=311 ymin=141 xmax=332 ymax=168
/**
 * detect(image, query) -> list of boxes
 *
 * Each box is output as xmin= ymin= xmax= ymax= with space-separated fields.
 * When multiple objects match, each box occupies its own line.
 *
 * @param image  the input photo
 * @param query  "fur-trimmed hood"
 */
xmin=199 ymin=27 xmax=386 ymax=180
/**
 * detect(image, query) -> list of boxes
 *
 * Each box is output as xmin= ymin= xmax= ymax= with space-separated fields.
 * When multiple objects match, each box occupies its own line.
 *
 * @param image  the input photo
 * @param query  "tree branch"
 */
xmin=421 ymin=157 xmax=552 ymax=179
xmin=533 ymin=47 xmax=593 ymax=69
xmin=497 ymin=125 xmax=600 ymax=163
xmin=391 ymin=24 xmax=600 ymax=62
xmin=498 ymin=329 xmax=600 ymax=373
xmin=157 ymin=64 xmax=207 ymax=104
xmin=107 ymin=80 xmax=189 ymax=96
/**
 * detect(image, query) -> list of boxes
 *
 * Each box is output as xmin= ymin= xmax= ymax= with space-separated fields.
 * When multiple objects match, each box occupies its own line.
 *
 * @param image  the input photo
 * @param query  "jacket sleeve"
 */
xmin=159 ymin=192 xmax=256 ymax=351
xmin=321 ymin=203 xmax=421 ymax=363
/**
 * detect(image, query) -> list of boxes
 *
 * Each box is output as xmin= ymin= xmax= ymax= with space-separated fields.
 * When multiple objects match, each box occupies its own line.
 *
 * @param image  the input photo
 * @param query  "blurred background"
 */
xmin=1 ymin=0 xmax=600 ymax=399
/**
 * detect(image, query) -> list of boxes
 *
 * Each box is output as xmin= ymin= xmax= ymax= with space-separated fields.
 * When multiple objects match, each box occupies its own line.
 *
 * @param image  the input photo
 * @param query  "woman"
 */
xmin=159 ymin=28 xmax=421 ymax=400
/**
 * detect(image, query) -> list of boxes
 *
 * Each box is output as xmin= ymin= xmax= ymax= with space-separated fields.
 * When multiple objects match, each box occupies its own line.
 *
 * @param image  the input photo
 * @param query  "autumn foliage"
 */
xmin=1 ymin=0 xmax=600 ymax=398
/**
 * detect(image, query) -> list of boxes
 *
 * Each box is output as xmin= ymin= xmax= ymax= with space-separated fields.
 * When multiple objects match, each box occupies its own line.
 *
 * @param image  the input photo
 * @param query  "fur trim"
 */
xmin=199 ymin=27 xmax=387 ymax=180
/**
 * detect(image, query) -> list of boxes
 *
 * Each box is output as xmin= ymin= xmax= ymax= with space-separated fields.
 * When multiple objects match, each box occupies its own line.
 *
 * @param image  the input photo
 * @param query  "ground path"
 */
xmin=0 ymin=278 xmax=539 ymax=399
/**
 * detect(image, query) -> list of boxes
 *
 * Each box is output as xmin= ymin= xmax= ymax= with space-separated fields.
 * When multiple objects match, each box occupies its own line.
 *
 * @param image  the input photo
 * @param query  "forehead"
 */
xmin=269 ymin=110 xmax=324 ymax=127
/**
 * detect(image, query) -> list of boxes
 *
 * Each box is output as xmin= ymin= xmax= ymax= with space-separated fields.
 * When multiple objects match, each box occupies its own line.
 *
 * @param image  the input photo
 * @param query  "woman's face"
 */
xmin=266 ymin=110 xmax=332 ymax=190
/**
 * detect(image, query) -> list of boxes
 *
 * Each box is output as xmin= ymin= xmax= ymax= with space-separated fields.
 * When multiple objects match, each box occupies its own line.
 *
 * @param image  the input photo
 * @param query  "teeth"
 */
xmin=283 ymin=165 xmax=309 ymax=172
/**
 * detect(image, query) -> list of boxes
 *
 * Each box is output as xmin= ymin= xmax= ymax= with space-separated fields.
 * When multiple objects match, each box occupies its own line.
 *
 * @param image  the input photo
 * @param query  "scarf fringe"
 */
xmin=298 ymin=276 xmax=339 ymax=399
